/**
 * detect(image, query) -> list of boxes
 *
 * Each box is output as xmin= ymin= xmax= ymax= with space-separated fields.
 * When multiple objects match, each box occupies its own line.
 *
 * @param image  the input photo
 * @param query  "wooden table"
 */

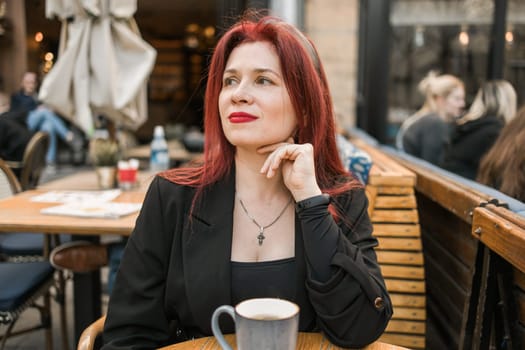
xmin=0 ymin=170 xmax=155 ymax=342
xmin=159 ymin=333 xmax=410 ymax=350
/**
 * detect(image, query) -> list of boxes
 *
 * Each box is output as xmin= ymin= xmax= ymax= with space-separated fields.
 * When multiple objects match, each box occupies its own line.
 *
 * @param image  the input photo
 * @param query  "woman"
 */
xmin=442 ymin=80 xmax=517 ymax=179
xmin=396 ymin=71 xmax=465 ymax=165
xmin=477 ymin=105 xmax=525 ymax=202
xmin=102 ymin=15 xmax=392 ymax=349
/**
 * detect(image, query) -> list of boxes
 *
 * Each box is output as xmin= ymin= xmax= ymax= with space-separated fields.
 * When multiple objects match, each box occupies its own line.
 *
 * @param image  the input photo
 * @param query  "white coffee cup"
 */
xmin=211 ymin=298 xmax=300 ymax=350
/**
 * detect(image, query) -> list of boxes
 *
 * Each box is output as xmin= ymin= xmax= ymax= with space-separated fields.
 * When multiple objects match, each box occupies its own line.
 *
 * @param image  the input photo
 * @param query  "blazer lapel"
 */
xmin=182 ymin=172 xmax=236 ymax=333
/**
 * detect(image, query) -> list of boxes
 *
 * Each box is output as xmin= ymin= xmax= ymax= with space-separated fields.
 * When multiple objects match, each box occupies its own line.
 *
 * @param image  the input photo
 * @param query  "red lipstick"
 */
xmin=228 ymin=112 xmax=257 ymax=123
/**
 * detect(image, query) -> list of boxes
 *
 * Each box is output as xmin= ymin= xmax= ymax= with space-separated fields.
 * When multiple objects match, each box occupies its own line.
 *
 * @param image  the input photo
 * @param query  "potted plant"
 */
xmin=89 ymin=138 xmax=121 ymax=189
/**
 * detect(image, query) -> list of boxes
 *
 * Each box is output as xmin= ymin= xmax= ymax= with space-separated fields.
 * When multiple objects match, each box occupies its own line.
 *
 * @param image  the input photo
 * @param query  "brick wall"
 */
xmin=304 ymin=0 xmax=359 ymax=129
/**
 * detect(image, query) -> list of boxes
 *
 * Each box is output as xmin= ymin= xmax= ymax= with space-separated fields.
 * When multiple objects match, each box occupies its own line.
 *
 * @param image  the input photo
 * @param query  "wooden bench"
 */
xmin=357 ymin=141 xmax=426 ymax=349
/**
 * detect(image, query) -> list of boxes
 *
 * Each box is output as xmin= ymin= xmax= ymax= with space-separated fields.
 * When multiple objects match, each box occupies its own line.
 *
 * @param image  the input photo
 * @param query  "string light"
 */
xmin=43 ymin=51 xmax=54 ymax=73
xmin=505 ymin=25 xmax=514 ymax=46
xmin=459 ymin=25 xmax=469 ymax=47
xmin=35 ymin=31 xmax=43 ymax=43
xmin=203 ymin=26 xmax=215 ymax=39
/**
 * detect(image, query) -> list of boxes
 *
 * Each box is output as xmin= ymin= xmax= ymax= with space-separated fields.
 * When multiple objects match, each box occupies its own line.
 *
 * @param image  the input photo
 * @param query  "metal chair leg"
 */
xmin=0 ymin=318 xmax=19 ymax=350
xmin=58 ymin=271 xmax=71 ymax=350
xmin=44 ymin=293 xmax=53 ymax=350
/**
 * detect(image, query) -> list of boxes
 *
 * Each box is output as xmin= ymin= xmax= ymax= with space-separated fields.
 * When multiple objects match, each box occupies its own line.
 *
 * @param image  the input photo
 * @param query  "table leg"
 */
xmin=74 ymin=269 xmax=102 ymax=340
xmin=72 ymin=235 xmax=102 ymax=343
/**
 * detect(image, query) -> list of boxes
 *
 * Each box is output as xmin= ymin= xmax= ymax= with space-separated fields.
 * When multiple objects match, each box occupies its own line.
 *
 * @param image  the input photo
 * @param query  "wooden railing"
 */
xmin=352 ymin=138 xmax=525 ymax=350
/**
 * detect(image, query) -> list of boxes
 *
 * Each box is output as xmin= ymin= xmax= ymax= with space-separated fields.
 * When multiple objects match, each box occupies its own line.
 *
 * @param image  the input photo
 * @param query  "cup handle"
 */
xmin=211 ymin=305 xmax=235 ymax=350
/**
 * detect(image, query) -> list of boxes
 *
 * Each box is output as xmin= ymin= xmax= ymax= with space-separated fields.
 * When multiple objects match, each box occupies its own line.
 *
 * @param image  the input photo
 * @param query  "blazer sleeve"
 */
xmin=303 ymin=188 xmax=393 ymax=348
xmin=102 ymin=177 xmax=176 ymax=349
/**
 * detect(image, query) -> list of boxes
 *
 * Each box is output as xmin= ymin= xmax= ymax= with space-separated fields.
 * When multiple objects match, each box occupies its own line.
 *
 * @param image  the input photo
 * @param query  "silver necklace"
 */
xmin=238 ymin=195 xmax=293 ymax=246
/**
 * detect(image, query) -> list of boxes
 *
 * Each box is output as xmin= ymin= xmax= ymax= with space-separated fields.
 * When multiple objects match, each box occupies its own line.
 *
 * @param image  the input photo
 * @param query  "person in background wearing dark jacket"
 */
xmin=102 ymin=14 xmax=392 ymax=349
xmin=477 ymin=104 xmax=525 ymax=202
xmin=441 ymin=80 xmax=517 ymax=180
xmin=10 ymin=72 xmax=77 ymax=171
xmin=396 ymin=71 xmax=465 ymax=166
xmin=0 ymin=92 xmax=33 ymax=166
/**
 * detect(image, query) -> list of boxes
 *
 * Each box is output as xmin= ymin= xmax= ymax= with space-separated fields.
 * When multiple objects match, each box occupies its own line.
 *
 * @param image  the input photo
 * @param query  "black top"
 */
xmin=102 ymin=172 xmax=392 ymax=349
xmin=401 ymin=112 xmax=452 ymax=166
xmin=231 ymin=258 xmax=317 ymax=331
xmin=231 ymin=258 xmax=297 ymax=305
xmin=1 ymin=109 xmax=30 ymax=127
xmin=441 ymin=115 xmax=504 ymax=179
xmin=0 ymin=116 xmax=33 ymax=162
xmin=10 ymin=90 xmax=38 ymax=114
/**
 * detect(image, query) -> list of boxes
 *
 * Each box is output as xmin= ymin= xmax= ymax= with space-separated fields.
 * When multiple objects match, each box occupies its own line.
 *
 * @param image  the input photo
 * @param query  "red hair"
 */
xmin=161 ymin=15 xmax=360 ymax=206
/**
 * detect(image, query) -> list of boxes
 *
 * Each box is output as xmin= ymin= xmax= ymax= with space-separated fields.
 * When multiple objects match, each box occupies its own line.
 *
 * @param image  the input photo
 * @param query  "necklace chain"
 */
xmin=238 ymin=196 xmax=293 ymax=246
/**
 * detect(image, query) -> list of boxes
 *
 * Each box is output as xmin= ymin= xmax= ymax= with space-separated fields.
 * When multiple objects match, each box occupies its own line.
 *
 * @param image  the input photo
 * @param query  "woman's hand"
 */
xmin=258 ymin=137 xmax=322 ymax=201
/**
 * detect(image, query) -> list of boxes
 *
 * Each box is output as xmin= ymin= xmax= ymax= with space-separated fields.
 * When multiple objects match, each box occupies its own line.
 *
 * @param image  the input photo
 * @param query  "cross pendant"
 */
xmin=257 ymin=227 xmax=265 ymax=246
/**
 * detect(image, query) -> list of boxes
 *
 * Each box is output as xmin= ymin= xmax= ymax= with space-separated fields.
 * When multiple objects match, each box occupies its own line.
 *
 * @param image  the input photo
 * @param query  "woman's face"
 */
xmin=441 ymin=86 xmax=465 ymax=120
xmin=218 ymin=41 xmax=297 ymax=150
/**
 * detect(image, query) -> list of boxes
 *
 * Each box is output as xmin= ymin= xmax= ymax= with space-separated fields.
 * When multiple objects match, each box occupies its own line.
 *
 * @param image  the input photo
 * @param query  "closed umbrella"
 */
xmin=39 ymin=0 xmax=157 ymax=135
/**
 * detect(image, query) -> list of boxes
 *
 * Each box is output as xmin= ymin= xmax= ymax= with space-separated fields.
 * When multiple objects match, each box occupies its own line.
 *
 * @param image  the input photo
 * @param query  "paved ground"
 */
xmin=4 ymin=164 xmax=109 ymax=350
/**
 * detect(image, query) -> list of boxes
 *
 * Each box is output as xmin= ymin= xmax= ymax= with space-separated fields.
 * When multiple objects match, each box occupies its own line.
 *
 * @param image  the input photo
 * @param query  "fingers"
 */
xmin=260 ymin=143 xmax=313 ymax=178
xmin=260 ymin=145 xmax=298 ymax=178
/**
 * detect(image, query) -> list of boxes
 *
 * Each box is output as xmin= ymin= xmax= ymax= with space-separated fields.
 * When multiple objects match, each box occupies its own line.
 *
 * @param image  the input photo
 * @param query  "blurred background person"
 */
xmin=0 ymin=92 xmax=33 ymax=165
xmin=441 ymin=80 xmax=517 ymax=180
xmin=10 ymin=71 xmax=80 ymax=171
xmin=396 ymin=71 xmax=465 ymax=166
xmin=476 ymin=104 xmax=525 ymax=202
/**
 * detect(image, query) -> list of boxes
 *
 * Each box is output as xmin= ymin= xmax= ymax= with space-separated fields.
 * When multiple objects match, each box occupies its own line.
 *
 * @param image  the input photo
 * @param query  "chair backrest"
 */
xmin=0 ymin=159 xmax=22 ymax=199
xmin=77 ymin=315 xmax=106 ymax=350
xmin=19 ymin=131 xmax=49 ymax=190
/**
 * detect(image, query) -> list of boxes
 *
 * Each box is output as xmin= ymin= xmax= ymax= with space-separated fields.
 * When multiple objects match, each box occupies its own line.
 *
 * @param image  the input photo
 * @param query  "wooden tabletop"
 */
xmin=0 ymin=170 xmax=155 ymax=236
xmin=159 ymin=333 xmax=410 ymax=350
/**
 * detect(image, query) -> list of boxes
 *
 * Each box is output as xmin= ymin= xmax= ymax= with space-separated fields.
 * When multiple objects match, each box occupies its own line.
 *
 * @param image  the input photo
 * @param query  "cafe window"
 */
xmin=387 ymin=0 xmax=525 ymax=144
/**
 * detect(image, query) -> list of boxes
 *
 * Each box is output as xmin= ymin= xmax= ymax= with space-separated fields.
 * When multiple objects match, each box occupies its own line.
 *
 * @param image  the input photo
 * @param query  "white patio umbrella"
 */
xmin=39 ymin=0 xmax=157 ymax=135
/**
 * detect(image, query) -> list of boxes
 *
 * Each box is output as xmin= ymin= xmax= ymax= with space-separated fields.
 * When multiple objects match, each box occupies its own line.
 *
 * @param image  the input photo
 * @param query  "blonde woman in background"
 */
xmin=396 ymin=71 xmax=465 ymax=165
xmin=441 ymin=80 xmax=517 ymax=180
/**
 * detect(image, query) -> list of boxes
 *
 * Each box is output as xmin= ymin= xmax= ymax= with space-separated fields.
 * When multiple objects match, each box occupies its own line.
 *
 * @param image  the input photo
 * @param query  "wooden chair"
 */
xmin=0 ymin=159 xmax=22 ymax=200
xmin=0 ymin=158 xmax=69 ymax=261
xmin=77 ymin=315 xmax=106 ymax=350
xmin=0 ymin=260 xmax=56 ymax=350
xmin=0 ymin=159 xmax=70 ymax=350
xmin=5 ymin=131 xmax=49 ymax=190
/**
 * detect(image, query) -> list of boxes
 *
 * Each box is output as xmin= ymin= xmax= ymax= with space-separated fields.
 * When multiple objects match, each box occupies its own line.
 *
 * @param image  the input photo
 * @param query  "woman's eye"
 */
xmin=223 ymin=77 xmax=237 ymax=86
xmin=256 ymin=77 xmax=273 ymax=85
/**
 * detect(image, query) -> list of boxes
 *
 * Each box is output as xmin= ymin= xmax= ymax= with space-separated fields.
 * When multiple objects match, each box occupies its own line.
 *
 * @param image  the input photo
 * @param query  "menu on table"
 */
xmin=32 ymin=189 xmax=141 ymax=219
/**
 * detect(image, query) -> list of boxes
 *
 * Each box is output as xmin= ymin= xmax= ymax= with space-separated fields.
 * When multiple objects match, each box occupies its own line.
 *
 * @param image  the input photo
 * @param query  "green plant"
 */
xmin=89 ymin=138 xmax=121 ymax=166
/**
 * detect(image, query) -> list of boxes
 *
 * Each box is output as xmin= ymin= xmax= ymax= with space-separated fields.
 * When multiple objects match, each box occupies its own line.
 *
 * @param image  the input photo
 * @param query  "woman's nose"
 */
xmin=231 ymin=83 xmax=253 ymax=103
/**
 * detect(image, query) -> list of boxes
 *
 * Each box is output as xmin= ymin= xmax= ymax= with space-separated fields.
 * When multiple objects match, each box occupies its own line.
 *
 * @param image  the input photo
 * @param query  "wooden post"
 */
xmin=0 ymin=0 xmax=27 ymax=93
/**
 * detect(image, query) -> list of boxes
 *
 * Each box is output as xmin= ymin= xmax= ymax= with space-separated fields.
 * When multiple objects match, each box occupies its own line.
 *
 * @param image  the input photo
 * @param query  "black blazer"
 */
xmin=102 ymin=172 xmax=392 ymax=349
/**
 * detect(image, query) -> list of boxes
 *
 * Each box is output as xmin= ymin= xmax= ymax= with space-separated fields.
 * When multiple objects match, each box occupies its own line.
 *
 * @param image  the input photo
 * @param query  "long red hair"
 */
xmin=161 ymin=15 xmax=360 ymax=204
